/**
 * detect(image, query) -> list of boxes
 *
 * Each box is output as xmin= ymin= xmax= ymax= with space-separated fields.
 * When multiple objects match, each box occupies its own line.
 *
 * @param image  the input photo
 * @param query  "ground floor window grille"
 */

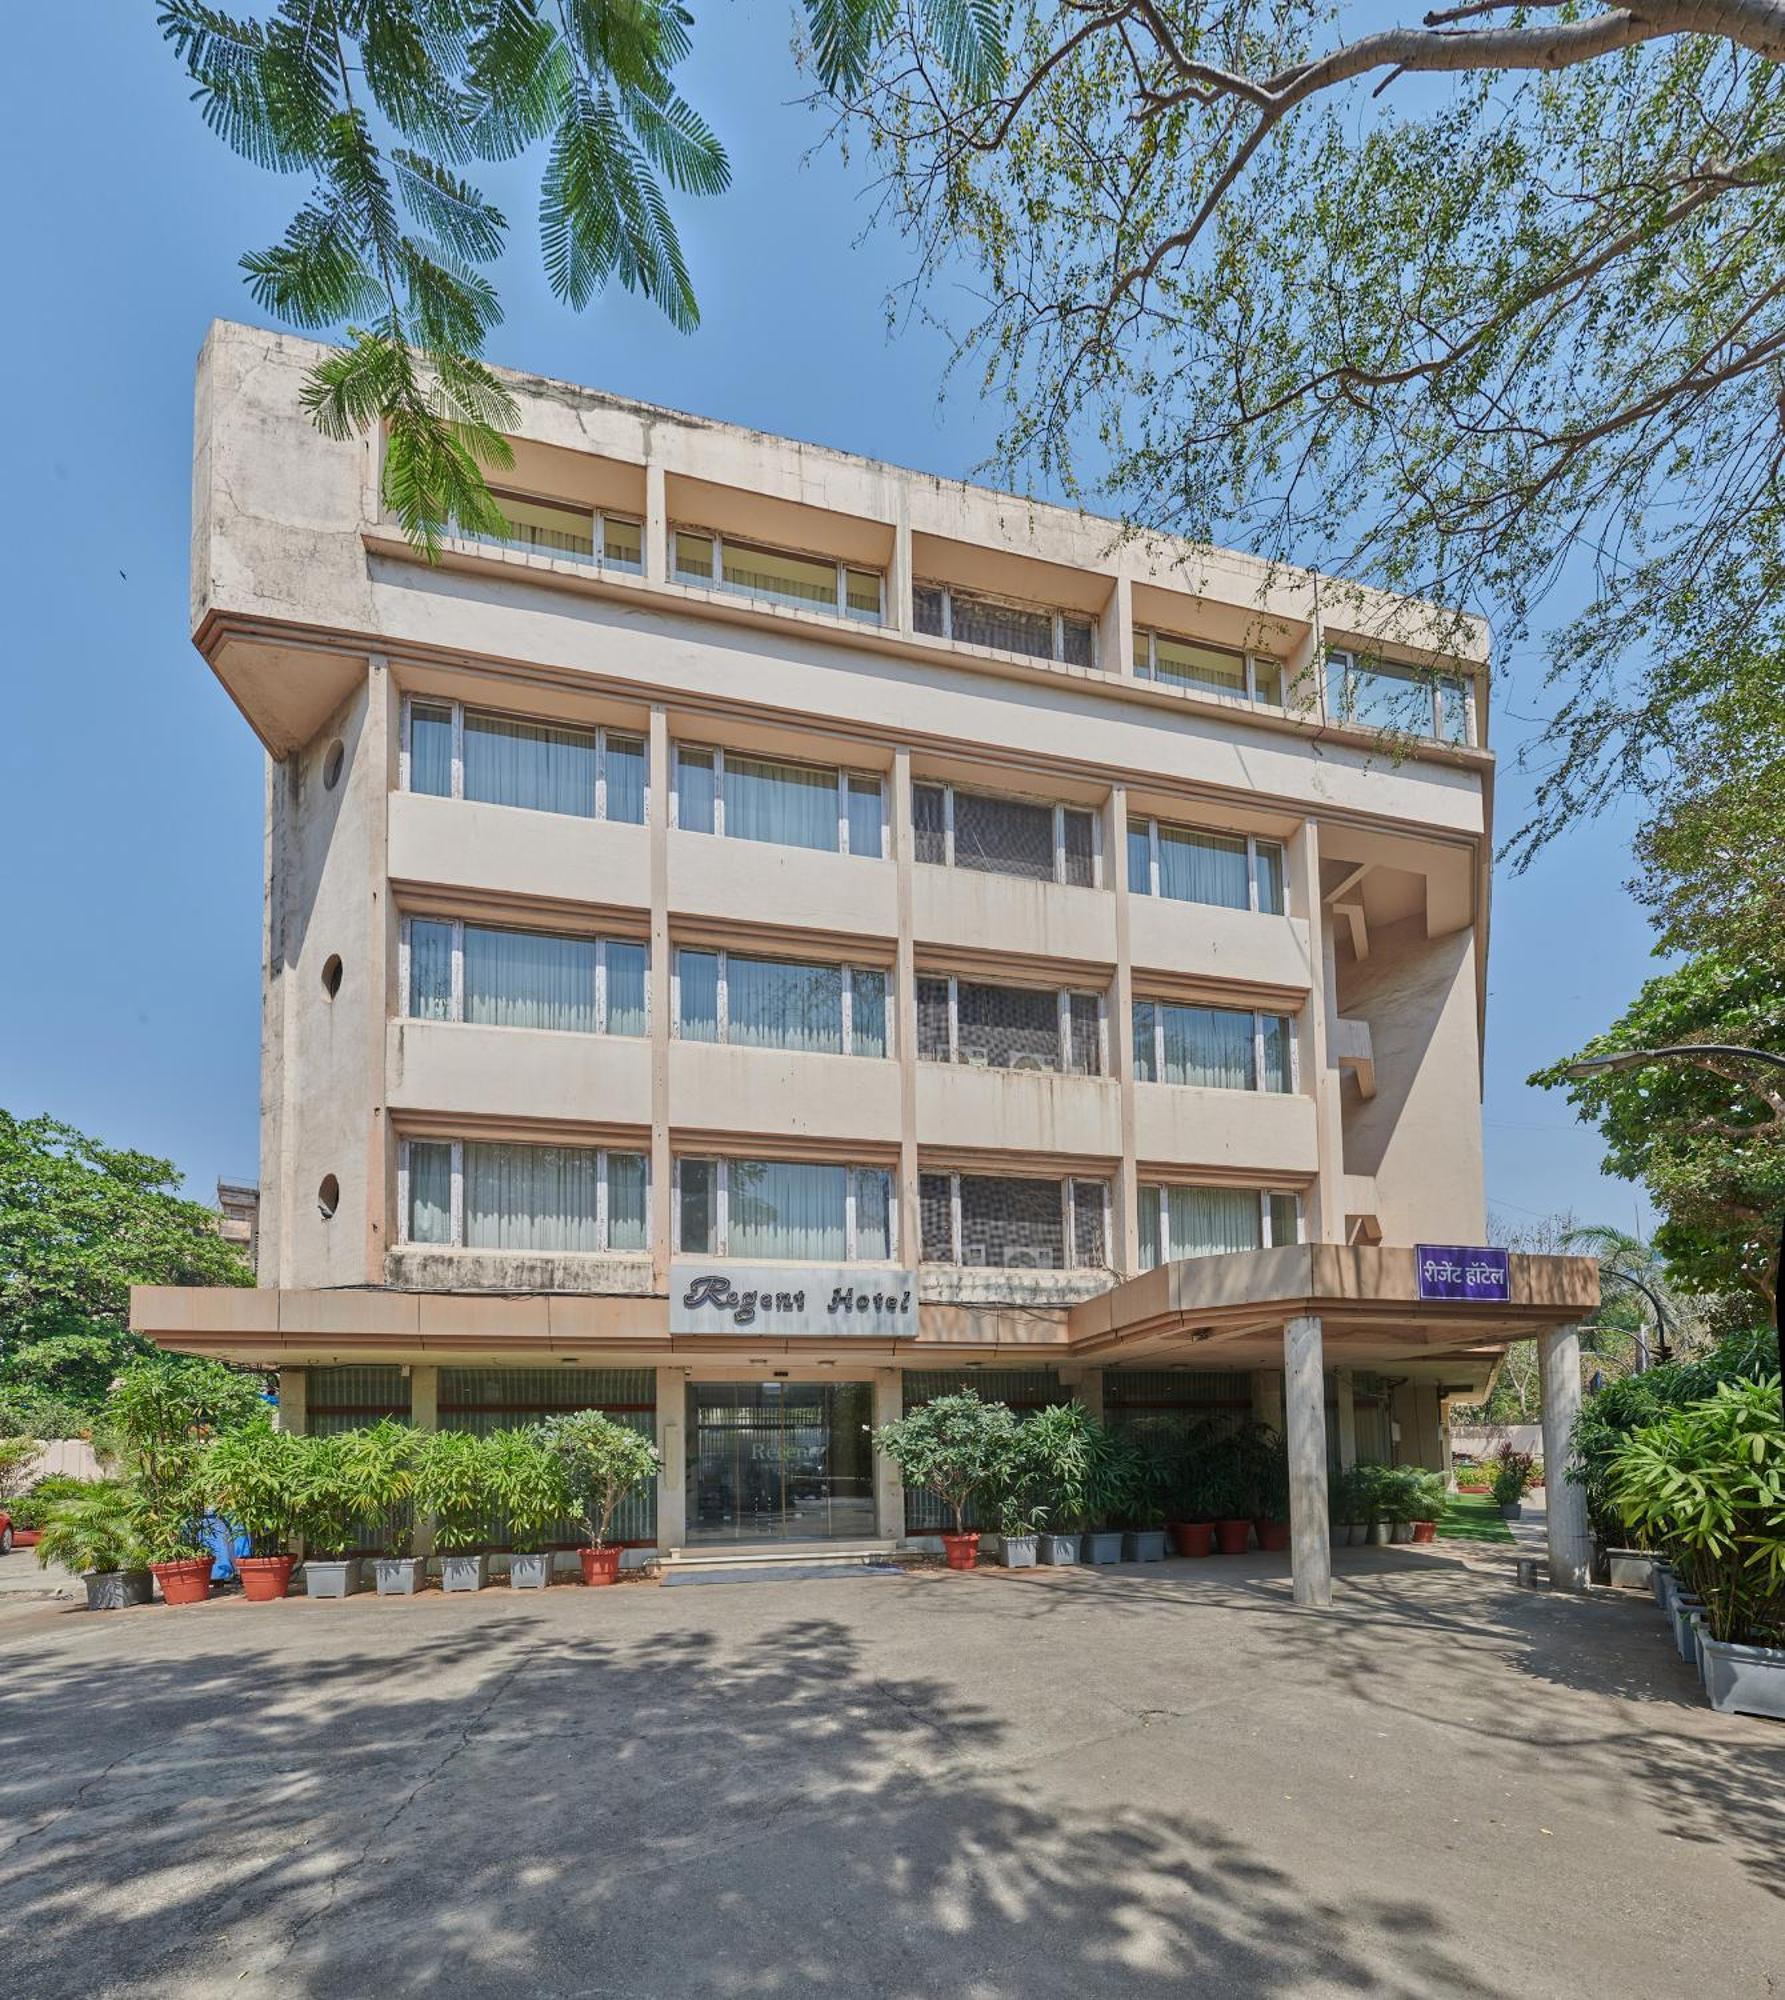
xmin=911 ymin=780 xmax=1099 ymax=887
xmin=398 ymin=1139 xmax=649 ymax=1253
xmin=915 ymin=974 xmax=1105 ymax=1074
xmin=918 ymin=1171 xmax=1109 ymax=1270
xmin=674 ymin=1156 xmax=896 ymax=1261
xmin=1137 ymin=1186 xmax=1302 ymax=1270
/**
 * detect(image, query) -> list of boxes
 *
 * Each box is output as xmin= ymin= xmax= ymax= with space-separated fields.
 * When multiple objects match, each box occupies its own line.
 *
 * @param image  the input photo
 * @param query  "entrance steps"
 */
xmin=659 ymin=1541 xmax=913 ymax=1587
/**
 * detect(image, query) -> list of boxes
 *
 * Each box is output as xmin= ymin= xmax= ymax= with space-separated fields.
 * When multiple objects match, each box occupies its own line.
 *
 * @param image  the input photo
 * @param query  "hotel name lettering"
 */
xmin=669 ymin=1262 xmax=920 ymax=1337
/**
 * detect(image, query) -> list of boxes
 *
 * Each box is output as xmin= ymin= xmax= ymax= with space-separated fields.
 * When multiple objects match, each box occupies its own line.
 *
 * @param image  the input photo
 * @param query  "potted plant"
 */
xmin=1013 ymin=1401 xmax=1095 ymax=1564
xmin=484 ymin=1427 xmax=571 ymax=1587
xmin=34 ymin=1483 xmax=151 ymax=1610
xmin=1383 ymin=1465 xmax=1421 ymax=1543
xmin=1119 ymin=1428 xmax=1170 ymax=1561
xmin=206 ymin=1419 xmax=305 ymax=1600
xmin=1409 ymin=1470 xmax=1446 ymax=1543
xmin=337 ymin=1420 xmax=424 ymax=1593
xmin=1166 ymin=1423 xmax=1223 ymax=1556
xmin=1328 ymin=1466 xmax=1364 ymax=1548
xmin=414 ymin=1428 xmax=494 ymax=1591
xmin=873 ymin=1391 xmax=1018 ymax=1570
xmin=1238 ymin=1426 xmax=1291 ymax=1552
xmin=1204 ymin=1431 xmax=1251 ymax=1553
xmin=1491 ymin=1447 xmax=1536 ymax=1520
xmin=8 ymin=1473 xmax=90 ymax=1550
xmin=993 ymin=1484 xmax=1044 ymax=1568
xmin=1081 ymin=1421 xmax=1138 ymax=1564
xmin=1356 ymin=1463 xmax=1395 ymax=1545
xmin=540 ymin=1410 xmax=661 ymax=1584
xmin=291 ymin=1432 xmax=366 ymax=1596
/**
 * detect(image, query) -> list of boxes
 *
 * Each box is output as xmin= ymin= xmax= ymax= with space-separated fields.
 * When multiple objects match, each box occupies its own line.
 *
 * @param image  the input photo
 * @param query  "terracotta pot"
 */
xmin=151 ymin=1559 xmax=213 ymax=1607
xmin=940 ymin=1532 xmax=980 ymax=1571
xmin=1168 ymin=1521 xmax=1214 ymax=1558
xmin=237 ymin=1555 xmax=295 ymax=1602
xmin=1214 ymin=1519 xmax=1252 ymax=1555
xmin=580 ymin=1546 xmax=622 ymax=1587
xmin=1411 ymin=1520 xmax=1437 ymax=1544
xmin=1257 ymin=1521 xmax=1290 ymax=1553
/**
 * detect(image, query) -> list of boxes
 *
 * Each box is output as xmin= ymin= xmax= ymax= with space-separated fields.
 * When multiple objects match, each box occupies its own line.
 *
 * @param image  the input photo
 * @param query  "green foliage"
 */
xmin=1489 ymin=1448 xmax=1537 ymax=1508
xmin=0 ymin=1111 xmax=253 ymax=1413
xmin=1328 ymin=1464 xmax=1367 ymax=1526
xmin=0 ymin=1385 xmax=92 ymax=1442
xmin=34 ymin=1483 xmax=146 ymax=1578
xmin=1531 ymin=958 xmax=1785 ymax=1308
xmin=1609 ymin=1375 xmax=1785 ymax=1647
xmin=205 ymin=1418 xmax=306 ymax=1555
xmin=333 ymin=1419 xmax=420 ymax=1557
xmin=538 ymin=1409 xmax=659 ymax=1549
xmin=104 ymin=1356 xmax=269 ymax=1562
xmin=0 ymin=1436 xmax=39 ymax=1506
xmin=289 ymin=1431 xmax=360 ymax=1558
xmin=9 ymin=1474 xmax=94 ymax=1532
xmin=874 ymin=1390 xmax=1018 ymax=1536
xmin=481 ymin=1427 xmax=570 ymax=1553
xmin=412 ymin=1427 xmax=492 ymax=1552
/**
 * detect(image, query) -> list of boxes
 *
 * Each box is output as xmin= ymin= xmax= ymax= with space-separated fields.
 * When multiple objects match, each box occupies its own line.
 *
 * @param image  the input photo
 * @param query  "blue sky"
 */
xmin=0 ymin=10 xmax=1657 ymax=1238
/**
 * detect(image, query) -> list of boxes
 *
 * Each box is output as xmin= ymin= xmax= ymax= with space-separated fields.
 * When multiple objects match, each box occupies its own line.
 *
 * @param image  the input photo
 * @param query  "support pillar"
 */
xmin=1538 ymin=1323 xmax=1591 ymax=1590
xmin=655 ymin=1367 xmax=686 ymax=1553
xmin=872 ymin=1369 xmax=904 ymax=1542
xmin=1284 ymin=1315 xmax=1332 ymax=1610
xmin=409 ymin=1366 xmax=438 ymax=1557
xmin=1334 ymin=1366 xmax=1358 ymax=1471
xmin=275 ymin=1366 xmax=308 ymax=1435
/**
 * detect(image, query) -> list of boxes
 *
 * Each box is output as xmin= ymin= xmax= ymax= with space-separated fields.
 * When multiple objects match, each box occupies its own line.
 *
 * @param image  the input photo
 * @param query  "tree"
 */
xmin=1531 ymin=957 xmax=1785 ymax=1311
xmin=873 ymin=1389 xmax=1017 ymax=1536
xmin=0 ymin=1112 xmax=254 ymax=1413
xmin=158 ymin=0 xmax=1000 ymax=551
xmin=819 ymin=4 xmax=1785 ymax=861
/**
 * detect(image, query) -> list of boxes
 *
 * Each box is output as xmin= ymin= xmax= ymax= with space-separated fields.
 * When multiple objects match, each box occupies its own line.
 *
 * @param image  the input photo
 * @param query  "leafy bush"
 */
xmin=10 ymin=1473 xmax=93 ymax=1531
xmin=334 ymin=1420 xmax=420 ymax=1558
xmin=0 ymin=1436 xmax=39 ymax=1507
xmin=413 ymin=1429 xmax=493 ymax=1553
xmin=0 ymin=1387 xmax=92 ymax=1441
xmin=874 ymin=1392 xmax=1018 ymax=1537
xmin=539 ymin=1411 xmax=660 ymax=1550
xmin=289 ymin=1432 xmax=361 ymax=1559
xmin=482 ymin=1428 xmax=570 ymax=1554
xmin=105 ymin=1356 xmax=270 ymax=1562
xmin=34 ymin=1483 xmax=145 ymax=1577
xmin=1490 ymin=1448 xmax=1537 ymax=1506
xmin=205 ymin=1419 xmax=306 ymax=1556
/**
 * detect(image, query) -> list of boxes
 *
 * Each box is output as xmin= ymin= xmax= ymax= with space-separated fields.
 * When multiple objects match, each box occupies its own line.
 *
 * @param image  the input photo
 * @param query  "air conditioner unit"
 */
xmin=1009 ymin=1051 xmax=1053 ymax=1073
xmin=959 ymin=1046 xmax=990 ymax=1067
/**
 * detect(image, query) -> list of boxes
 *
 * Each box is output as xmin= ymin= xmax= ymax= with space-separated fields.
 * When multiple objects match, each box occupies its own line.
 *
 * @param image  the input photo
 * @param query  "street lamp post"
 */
xmin=1560 ymin=1043 xmax=1785 ymax=1349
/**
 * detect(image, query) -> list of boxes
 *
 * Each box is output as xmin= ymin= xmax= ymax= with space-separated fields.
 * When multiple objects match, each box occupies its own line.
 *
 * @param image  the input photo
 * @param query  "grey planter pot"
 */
xmin=1000 ymin=1535 xmax=1038 ymax=1570
xmin=1390 ymin=1521 xmax=1414 ymax=1544
xmin=1038 ymin=1533 xmax=1081 ymax=1566
xmin=508 ymin=1551 xmax=553 ymax=1590
xmin=1124 ymin=1530 xmax=1167 ymax=1563
xmin=1606 ymin=1548 xmax=1657 ymax=1592
xmin=1699 ymin=1633 xmax=1785 ymax=1720
xmin=1366 ymin=1521 xmax=1393 ymax=1546
xmin=304 ymin=1558 xmax=362 ymax=1599
xmin=1083 ymin=1531 xmax=1124 ymax=1565
xmin=440 ymin=1553 xmax=489 ymax=1593
xmin=374 ymin=1557 xmax=427 ymax=1596
xmin=85 ymin=1569 xmax=152 ymax=1612
xmin=1499 ymin=1503 xmax=1523 ymax=1521
xmin=1671 ymin=1596 xmax=1706 ymax=1662
xmin=1651 ymin=1561 xmax=1675 ymax=1607
xmin=1343 ymin=1522 xmax=1366 ymax=1547
xmin=1656 ymin=1567 xmax=1681 ymax=1618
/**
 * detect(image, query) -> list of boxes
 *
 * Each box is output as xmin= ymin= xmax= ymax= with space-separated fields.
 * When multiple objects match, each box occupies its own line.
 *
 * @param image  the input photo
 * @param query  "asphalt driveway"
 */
xmin=1 ymin=1548 xmax=1779 ymax=1999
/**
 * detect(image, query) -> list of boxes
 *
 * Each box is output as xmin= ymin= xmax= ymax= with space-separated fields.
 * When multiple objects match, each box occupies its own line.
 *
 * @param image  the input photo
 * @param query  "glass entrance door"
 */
xmin=686 ymin=1382 xmax=877 ymax=1543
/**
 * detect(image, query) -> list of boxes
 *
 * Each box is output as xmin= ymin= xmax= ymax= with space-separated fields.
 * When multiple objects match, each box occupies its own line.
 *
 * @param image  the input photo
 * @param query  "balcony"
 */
xmin=1127 ymin=895 xmax=1312 ymax=992
xmin=913 ymin=866 xmax=1116 ymax=965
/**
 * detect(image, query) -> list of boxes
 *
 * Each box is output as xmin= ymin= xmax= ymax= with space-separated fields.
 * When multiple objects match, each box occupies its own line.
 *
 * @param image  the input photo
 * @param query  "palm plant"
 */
xmin=413 ymin=1428 xmax=492 ymax=1553
xmin=336 ymin=1420 xmax=420 ymax=1558
xmin=34 ymin=1484 xmax=145 ymax=1578
xmin=538 ymin=1411 xmax=660 ymax=1551
xmin=1011 ymin=1402 xmax=1096 ymax=1536
xmin=483 ymin=1427 xmax=571 ymax=1555
xmin=290 ymin=1431 xmax=360 ymax=1559
xmin=205 ymin=1419 xmax=306 ymax=1556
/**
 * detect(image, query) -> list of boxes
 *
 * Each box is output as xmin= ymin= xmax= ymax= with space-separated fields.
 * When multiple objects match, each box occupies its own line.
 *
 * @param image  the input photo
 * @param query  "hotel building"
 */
xmin=134 ymin=321 xmax=1598 ymax=1600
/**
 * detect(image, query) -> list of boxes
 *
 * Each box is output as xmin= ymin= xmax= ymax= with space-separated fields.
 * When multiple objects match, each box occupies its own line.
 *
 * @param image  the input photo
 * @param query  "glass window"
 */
xmin=722 ymin=538 xmax=840 ymax=613
xmin=1132 ymin=999 xmax=1157 ymax=1081
xmin=846 ymin=775 xmax=884 ymax=858
xmin=1154 ymin=635 xmax=1247 ymax=697
xmin=602 ymin=516 xmax=643 ymax=570
xmin=916 ymin=977 xmax=952 ymax=1062
xmin=406 ymin=1141 xmax=453 ymax=1245
xmin=1162 ymin=1004 xmax=1254 ymax=1090
xmin=724 ymin=755 xmax=839 ymax=852
xmin=845 ymin=569 xmax=883 ymax=622
xmin=1068 ymin=994 xmax=1102 ymax=1076
xmin=1061 ymin=808 xmax=1095 ymax=888
xmin=855 ymin=1168 xmax=892 ymax=1261
xmin=464 ymin=1142 xmax=599 ymax=1253
xmin=959 ymin=1175 xmax=1064 ymax=1269
xmin=674 ymin=530 xmax=714 ymax=582
xmin=913 ymin=783 xmax=948 ymax=864
xmin=464 ymin=711 xmax=595 ymax=817
xmin=1127 ymin=822 xmax=1152 ymax=895
xmin=464 ymin=926 xmax=595 ymax=1034
xmin=1269 ymin=1193 xmax=1300 ymax=1246
xmin=1168 ymin=1185 xmax=1262 ymax=1257
xmin=954 ymin=791 xmax=1055 ymax=881
xmin=1061 ymin=615 xmax=1096 ymax=669
xmin=677 ymin=950 xmax=720 ymax=1042
xmin=410 ymin=701 xmax=453 ymax=797
xmin=957 ymin=980 xmax=1059 ymax=1071
xmin=1071 ymin=1180 xmax=1107 ymax=1267
xmin=1138 ymin=1184 xmax=1163 ymax=1270
xmin=1253 ymin=658 xmax=1284 ymax=706
xmin=949 ymin=590 xmax=1053 ymax=660
xmin=1262 ymin=1015 xmax=1293 ymax=1093
xmin=919 ymin=1173 xmax=954 ymax=1262
xmin=676 ymin=747 xmax=717 ymax=833
xmin=605 ymin=941 xmax=648 ymax=1037
xmin=851 ymin=970 xmax=888 ymax=1059
xmin=728 ymin=1160 xmax=847 ymax=1260
xmin=678 ymin=1158 xmax=717 ymax=1253
xmin=1158 ymin=826 xmax=1249 ymax=910
xmin=488 ymin=491 xmax=593 ymax=559
xmin=913 ymin=584 xmax=946 ymax=637
xmin=407 ymin=918 xmax=454 ymax=1020
xmin=604 ymin=734 xmax=646 ymax=824
xmin=606 ymin=1152 xmax=648 ymax=1251
xmin=1255 ymin=840 xmax=1286 ymax=916
xmin=728 ymin=957 xmax=844 ymax=1055
xmin=1437 ymin=677 xmax=1471 ymax=744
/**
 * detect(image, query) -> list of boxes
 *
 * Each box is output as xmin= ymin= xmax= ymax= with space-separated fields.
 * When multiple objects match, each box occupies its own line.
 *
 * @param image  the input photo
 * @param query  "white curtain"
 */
xmin=465 ymin=1143 xmax=598 ymax=1252
xmin=606 ymin=1153 xmax=648 ymax=1251
xmin=605 ymin=942 xmax=648 ymax=1037
xmin=1162 ymin=1004 xmax=1253 ymax=1090
xmin=1261 ymin=1014 xmax=1292 ymax=1092
xmin=1155 ymin=636 xmax=1245 ymax=695
xmin=721 ymin=539 xmax=838 ymax=610
xmin=728 ymin=1160 xmax=847 ymax=1260
xmin=464 ymin=712 xmax=595 ymax=817
xmin=677 ymin=748 xmax=718 ymax=832
xmin=407 ymin=1142 xmax=453 ymax=1244
xmin=409 ymin=703 xmax=453 ymax=796
xmin=604 ymin=735 xmax=646 ymax=823
xmin=723 ymin=755 xmax=839 ymax=851
xmin=1137 ymin=1185 xmax=1163 ymax=1269
xmin=464 ymin=927 xmax=595 ymax=1033
xmin=851 ymin=970 xmax=887 ymax=1058
xmin=408 ymin=919 xmax=454 ymax=1019
xmin=846 ymin=776 xmax=884 ymax=857
xmin=1158 ymin=827 xmax=1249 ymax=909
xmin=855 ymin=1169 xmax=892 ymax=1259
xmin=1168 ymin=1186 xmax=1261 ymax=1258
xmin=1254 ymin=841 xmax=1285 ymax=915
xmin=728 ymin=957 xmax=844 ymax=1053
xmin=677 ymin=951 xmax=720 ymax=1040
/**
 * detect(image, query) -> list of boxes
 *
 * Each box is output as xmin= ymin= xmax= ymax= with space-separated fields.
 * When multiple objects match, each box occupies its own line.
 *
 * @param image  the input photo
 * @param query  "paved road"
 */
xmin=1 ymin=1547 xmax=1779 ymax=1998
xmin=0 ymin=1546 xmax=75 ymax=1601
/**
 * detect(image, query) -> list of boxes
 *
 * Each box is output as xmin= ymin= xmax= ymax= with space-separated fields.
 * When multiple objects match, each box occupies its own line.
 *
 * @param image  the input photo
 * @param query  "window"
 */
xmin=1132 ymin=1000 xmax=1296 ymax=1092
xmin=673 ymin=527 xmax=884 ymax=625
xmin=1325 ymin=648 xmax=1473 ymax=745
xmin=674 ymin=1156 xmax=896 ymax=1261
xmin=1137 ymin=1185 xmax=1302 ymax=1269
xmin=673 ymin=949 xmax=889 ymax=1057
xmin=913 ymin=581 xmax=1098 ymax=668
xmin=1127 ymin=817 xmax=1285 ymax=915
xmin=915 ymin=974 xmax=1104 ymax=1075
xmin=672 ymin=745 xmax=885 ymax=856
xmin=910 ymin=781 xmax=1100 ymax=887
xmin=475 ymin=491 xmax=644 ymax=572
xmin=403 ymin=700 xmax=646 ymax=824
xmin=400 ymin=1140 xmax=649 ymax=1253
xmin=403 ymin=918 xmax=646 ymax=1036
xmin=1137 ymin=632 xmax=1285 ymax=708
xmin=919 ymin=1171 xmax=1109 ymax=1270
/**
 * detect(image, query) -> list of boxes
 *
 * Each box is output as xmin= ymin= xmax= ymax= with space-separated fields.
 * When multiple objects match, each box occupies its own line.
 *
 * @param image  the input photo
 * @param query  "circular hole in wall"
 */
xmin=321 ymin=954 xmax=344 ymax=999
xmin=322 ymin=739 xmax=345 ymax=790
xmin=317 ymin=1174 xmax=340 ymax=1220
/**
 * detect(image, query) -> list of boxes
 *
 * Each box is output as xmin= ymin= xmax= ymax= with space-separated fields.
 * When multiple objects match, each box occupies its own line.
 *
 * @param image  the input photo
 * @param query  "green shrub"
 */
xmin=205 ymin=1419 xmax=306 ymax=1556
xmin=335 ymin=1420 xmax=420 ymax=1558
xmin=1490 ymin=1448 xmax=1537 ymax=1506
xmin=289 ymin=1432 xmax=361 ymax=1559
xmin=539 ymin=1411 xmax=660 ymax=1550
xmin=482 ymin=1428 xmax=570 ymax=1554
xmin=874 ymin=1392 xmax=1018 ymax=1537
xmin=413 ymin=1429 xmax=493 ymax=1553
xmin=11 ymin=1473 xmax=93 ymax=1531
xmin=104 ymin=1357 xmax=270 ymax=1561
xmin=34 ymin=1483 xmax=145 ymax=1577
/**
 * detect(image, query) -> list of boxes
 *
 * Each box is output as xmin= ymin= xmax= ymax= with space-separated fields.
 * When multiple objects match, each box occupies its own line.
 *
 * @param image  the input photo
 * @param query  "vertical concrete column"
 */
xmin=1108 ymin=781 xmax=1140 ymax=1273
xmin=1251 ymin=1369 xmax=1283 ymax=1432
xmin=872 ymin=1369 xmax=904 ymax=1541
xmin=409 ymin=1365 xmax=438 ymax=1557
xmin=1293 ymin=818 xmax=1345 ymax=1244
xmin=1539 ymin=1323 xmax=1591 ymax=1590
xmin=1069 ymin=1369 xmax=1105 ymax=1421
xmin=276 ymin=1367 xmax=308 ymax=1435
xmin=364 ymin=655 xmax=395 ymax=1286
xmin=1334 ymin=1366 xmax=1358 ymax=1471
xmin=648 ymin=705 xmax=673 ymax=1289
xmin=644 ymin=461 xmax=668 ymax=584
xmin=655 ymin=1366 xmax=687 ymax=1552
xmin=892 ymin=748 xmax=921 ymax=1265
xmin=889 ymin=494 xmax=914 ymax=636
xmin=1101 ymin=573 xmax=1135 ymax=677
xmin=1284 ymin=1315 xmax=1332 ymax=1609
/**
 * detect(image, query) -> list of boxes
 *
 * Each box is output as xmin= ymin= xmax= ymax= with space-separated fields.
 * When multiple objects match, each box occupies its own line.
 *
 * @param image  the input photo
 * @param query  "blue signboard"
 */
xmin=1416 ymin=1245 xmax=1510 ymax=1303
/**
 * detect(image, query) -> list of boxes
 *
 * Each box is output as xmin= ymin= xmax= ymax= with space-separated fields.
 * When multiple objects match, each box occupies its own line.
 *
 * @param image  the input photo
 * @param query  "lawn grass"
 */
xmin=1437 ymin=1493 xmax=1515 ymax=1544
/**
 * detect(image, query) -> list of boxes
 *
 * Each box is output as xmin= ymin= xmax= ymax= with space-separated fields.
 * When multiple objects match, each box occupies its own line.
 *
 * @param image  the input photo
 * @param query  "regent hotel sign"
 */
xmin=669 ymin=1262 xmax=919 ymax=1337
xmin=1415 ymin=1245 xmax=1511 ymax=1304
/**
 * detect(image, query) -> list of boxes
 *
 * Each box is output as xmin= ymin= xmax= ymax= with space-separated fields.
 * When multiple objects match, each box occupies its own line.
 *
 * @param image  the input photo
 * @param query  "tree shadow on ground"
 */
xmin=0 ymin=1600 xmax=1499 ymax=2000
